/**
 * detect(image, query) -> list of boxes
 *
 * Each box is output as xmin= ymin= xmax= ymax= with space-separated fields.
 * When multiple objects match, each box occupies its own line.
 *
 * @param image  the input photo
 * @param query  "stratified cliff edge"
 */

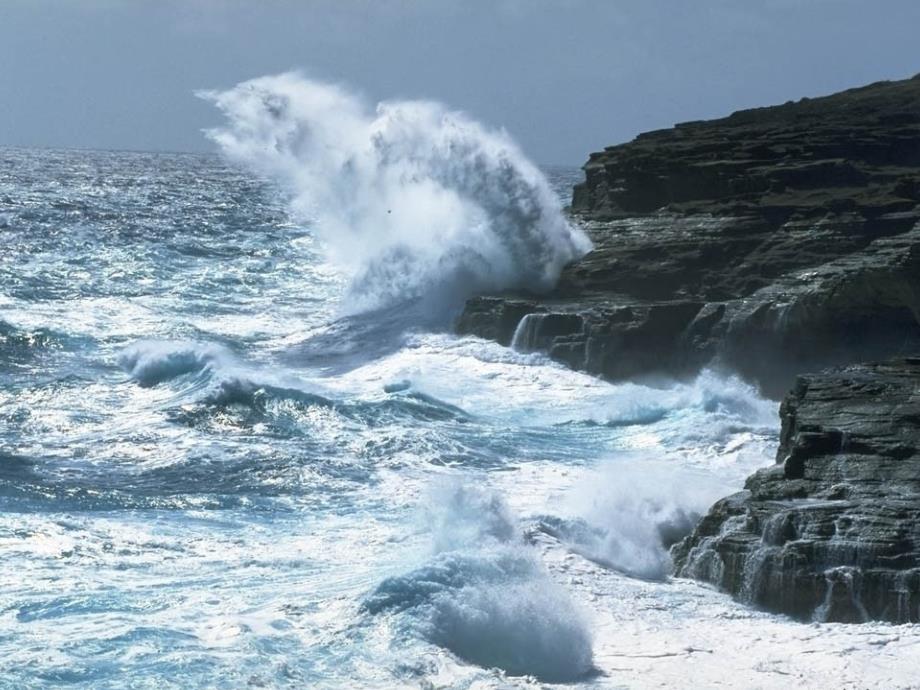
xmin=672 ymin=358 xmax=920 ymax=623
xmin=457 ymin=74 xmax=920 ymax=622
xmin=457 ymin=74 xmax=920 ymax=398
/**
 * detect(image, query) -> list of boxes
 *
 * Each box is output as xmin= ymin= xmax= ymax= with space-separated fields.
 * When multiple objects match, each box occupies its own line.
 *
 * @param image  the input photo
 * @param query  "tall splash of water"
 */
xmin=200 ymin=73 xmax=591 ymax=314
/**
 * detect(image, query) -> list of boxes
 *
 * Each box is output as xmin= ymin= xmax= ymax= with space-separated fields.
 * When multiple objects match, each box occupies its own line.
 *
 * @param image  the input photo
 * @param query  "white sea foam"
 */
xmin=200 ymin=73 xmax=591 ymax=314
xmin=366 ymin=482 xmax=594 ymax=682
xmin=329 ymin=333 xmax=777 ymax=438
xmin=547 ymin=459 xmax=738 ymax=580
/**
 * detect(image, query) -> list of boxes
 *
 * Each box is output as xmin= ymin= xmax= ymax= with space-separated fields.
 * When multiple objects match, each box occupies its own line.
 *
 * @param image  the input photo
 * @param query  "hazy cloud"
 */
xmin=1 ymin=0 xmax=918 ymax=162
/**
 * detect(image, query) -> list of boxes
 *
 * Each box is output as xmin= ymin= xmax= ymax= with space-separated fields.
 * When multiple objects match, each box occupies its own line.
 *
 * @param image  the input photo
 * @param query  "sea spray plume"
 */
xmin=364 ymin=481 xmax=595 ymax=682
xmin=424 ymin=480 xmax=517 ymax=553
xmin=200 ymin=73 xmax=591 ymax=314
xmin=544 ymin=459 xmax=737 ymax=580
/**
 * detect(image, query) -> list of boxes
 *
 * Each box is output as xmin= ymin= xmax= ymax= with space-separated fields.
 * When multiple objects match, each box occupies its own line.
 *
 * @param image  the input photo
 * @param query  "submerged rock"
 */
xmin=456 ymin=75 xmax=920 ymax=397
xmin=671 ymin=358 xmax=920 ymax=623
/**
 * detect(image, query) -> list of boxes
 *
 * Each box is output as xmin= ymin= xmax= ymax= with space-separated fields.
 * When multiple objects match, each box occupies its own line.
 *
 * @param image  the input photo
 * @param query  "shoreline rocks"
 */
xmin=456 ymin=74 xmax=920 ymax=398
xmin=456 ymin=74 xmax=920 ymax=621
xmin=671 ymin=358 xmax=920 ymax=623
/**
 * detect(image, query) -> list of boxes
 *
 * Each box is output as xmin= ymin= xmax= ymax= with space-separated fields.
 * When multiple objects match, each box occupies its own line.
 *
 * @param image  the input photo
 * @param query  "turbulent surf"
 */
xmin=1 ymin=83 xmax=914 ymax=689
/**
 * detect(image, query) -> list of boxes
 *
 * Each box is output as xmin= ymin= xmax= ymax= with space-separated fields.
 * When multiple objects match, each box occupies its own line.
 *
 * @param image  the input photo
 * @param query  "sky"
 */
xmin=1 ymin=0 xmax=919 ymax=165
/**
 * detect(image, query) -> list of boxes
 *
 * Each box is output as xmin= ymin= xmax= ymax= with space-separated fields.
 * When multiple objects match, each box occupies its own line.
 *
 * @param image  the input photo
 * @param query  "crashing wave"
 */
xmin=118 ymin=340 xmax=228 ymax=387
xmin=364 ymin=482 xmax=594 ymax=682
xmin=200 ymin=73 xmax=591 ymax=314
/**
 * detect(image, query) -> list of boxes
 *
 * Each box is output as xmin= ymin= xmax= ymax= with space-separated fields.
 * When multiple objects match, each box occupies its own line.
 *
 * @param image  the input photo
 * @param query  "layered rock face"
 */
xmin=457 ymin=75 xmax=920 ymax=397
xmin=672 ymin=358 xmax=920 ymax=623
xmin=457 ymin=75 xmax=920 ymax=622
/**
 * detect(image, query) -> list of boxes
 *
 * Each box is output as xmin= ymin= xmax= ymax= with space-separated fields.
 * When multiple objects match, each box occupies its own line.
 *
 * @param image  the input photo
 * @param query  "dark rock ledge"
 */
xmin=672 ymin=358 xmax=920 ymax=623
xmin=457 ymin=74 xmax=920 ymax=398
xmin=455 ymin=74 xmax=920 ymax=621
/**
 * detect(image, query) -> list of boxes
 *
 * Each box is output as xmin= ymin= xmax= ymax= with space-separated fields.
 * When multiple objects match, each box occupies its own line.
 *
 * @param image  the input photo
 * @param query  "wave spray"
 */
xmin=200 ymin=73 xmax=591 ymax=314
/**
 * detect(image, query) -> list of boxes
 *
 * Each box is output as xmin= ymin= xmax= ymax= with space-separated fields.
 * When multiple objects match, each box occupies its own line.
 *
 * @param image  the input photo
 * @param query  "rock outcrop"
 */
xmin=456 ymin=74 xmax=920 ymax=622
xmin=457 ymin=74 xmax=920 ymax=397
xmin=671 ymin=358 xmax=920 ymax=623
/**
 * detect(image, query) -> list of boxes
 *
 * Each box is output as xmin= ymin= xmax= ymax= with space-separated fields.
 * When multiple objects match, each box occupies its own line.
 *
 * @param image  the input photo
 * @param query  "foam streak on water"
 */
xmin=1 ymin=139 xmax=918 ymax=689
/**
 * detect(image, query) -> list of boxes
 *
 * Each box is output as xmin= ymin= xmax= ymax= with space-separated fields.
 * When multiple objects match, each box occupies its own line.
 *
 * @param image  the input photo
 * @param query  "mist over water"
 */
xmin=201 ymin=73 xmax=591 ymax=314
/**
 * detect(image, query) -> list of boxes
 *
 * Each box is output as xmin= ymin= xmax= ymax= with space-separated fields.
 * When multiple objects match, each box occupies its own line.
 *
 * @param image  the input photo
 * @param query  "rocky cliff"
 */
xmin=672 ymin=358 xmax=920 ymax=623
xmin=457 ymin=74 xmax=920 ymax=622
xmin=457 ymin=74 xmax=920 ymax=398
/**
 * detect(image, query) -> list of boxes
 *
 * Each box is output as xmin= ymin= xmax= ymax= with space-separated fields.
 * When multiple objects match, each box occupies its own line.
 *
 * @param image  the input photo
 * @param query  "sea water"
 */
xmin=1 ymin=76 xmax=918 ymax=689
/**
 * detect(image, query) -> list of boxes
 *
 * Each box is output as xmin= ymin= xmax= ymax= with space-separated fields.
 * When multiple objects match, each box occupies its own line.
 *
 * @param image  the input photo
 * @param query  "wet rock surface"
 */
xmin=456 ymin=74 xmax=920 ymax=398
xmin=456 ymin=74 xmax=920 ymax=622
xmin=671 ymin=358 xmax=920 ymax=623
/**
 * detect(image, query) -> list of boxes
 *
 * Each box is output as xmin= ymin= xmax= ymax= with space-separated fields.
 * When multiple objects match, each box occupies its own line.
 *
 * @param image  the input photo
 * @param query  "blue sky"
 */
xmin=1 ymin=0 xmax=918 ymax=163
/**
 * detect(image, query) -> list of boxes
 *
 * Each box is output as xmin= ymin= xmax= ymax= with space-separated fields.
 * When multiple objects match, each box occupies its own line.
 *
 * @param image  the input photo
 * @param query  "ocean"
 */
xmin=1 ymin=75 xmax=917 ymax=689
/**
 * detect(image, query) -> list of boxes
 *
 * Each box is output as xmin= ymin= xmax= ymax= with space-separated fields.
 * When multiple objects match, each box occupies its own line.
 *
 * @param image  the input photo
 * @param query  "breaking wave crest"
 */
xmin=365 ymin=482 xmax=594 ymax=682
xmin=200 ymin=73 xmax=591 ymax=314
xmin=119 ymin=340 xmax=228 ymax=387
xmin=117 ymin=339 xmax=474 ymax=432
